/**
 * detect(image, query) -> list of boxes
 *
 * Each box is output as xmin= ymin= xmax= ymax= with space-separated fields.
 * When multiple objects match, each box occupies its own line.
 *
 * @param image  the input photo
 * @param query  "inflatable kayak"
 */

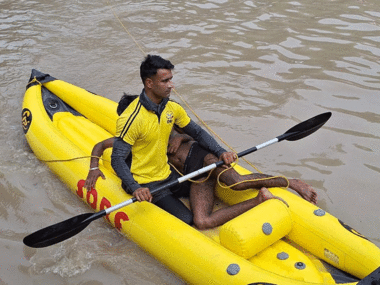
xmin=22 ymin=69 xmax=380 ymax=284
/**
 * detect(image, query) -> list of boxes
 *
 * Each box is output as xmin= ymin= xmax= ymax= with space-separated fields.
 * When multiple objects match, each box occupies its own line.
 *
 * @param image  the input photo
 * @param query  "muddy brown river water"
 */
xmin=1 ymin=0 xmax=379 ymax=284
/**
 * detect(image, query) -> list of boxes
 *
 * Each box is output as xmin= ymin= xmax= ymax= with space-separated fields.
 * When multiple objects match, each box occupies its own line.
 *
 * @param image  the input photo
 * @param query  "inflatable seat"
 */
xmin=220 ymin=199 xmax=292 ymax=259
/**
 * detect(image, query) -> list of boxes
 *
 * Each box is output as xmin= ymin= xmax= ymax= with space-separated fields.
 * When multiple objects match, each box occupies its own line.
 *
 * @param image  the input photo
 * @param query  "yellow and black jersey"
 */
xmin=116 ymin=91 xmax=191 ymax=185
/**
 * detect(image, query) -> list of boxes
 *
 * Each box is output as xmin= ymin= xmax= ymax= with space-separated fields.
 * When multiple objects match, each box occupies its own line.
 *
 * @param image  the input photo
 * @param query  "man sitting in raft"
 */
xmin=86 ymin=95 xmax=317 ymax=230
xmin=111 ymin=55 xmax=239 ymax=226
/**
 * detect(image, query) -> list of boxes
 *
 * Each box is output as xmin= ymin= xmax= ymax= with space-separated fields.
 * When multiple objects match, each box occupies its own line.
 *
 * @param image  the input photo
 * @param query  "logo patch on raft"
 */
xmin=76 ymin=180 xmax=129 ymax=230
xmin=22 ymin=108 xmax=32 ymax=134
xmin=324 ymin=248 xmax=340 ymax=265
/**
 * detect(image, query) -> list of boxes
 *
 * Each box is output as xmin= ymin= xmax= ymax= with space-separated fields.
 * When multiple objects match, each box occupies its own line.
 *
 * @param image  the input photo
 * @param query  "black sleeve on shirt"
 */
xmin=181 ymin=120 xmax=227 ymax=158
xmin=111 ymin=137 xmax=141 ymax=192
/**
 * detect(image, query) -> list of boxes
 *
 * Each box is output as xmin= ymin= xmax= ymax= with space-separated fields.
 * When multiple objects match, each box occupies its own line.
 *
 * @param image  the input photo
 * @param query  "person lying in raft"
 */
xmin=85 ymin=99 xmax=317 ymax=230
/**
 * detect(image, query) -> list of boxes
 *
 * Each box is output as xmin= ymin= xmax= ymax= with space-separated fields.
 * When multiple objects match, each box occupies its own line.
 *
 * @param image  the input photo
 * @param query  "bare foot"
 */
xmin=257 ymin=187 xmax=289 ymax=207
xmin=288 ymin=179 xmax=318 ymax=204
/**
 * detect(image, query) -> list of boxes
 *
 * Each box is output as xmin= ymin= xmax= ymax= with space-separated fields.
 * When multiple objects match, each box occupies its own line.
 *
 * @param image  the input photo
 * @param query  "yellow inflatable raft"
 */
xmin=22 ymin=70 xmax=380 ymax=285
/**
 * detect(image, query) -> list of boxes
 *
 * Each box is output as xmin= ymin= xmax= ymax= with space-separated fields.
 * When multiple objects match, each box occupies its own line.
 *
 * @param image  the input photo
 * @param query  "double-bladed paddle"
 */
xmin=23 ymin=112 xmax=331 ymax=248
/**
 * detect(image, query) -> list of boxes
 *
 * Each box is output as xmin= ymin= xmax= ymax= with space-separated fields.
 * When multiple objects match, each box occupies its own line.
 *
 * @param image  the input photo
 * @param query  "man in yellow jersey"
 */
xmin=111 ymin=55 xmax=237 ymax=224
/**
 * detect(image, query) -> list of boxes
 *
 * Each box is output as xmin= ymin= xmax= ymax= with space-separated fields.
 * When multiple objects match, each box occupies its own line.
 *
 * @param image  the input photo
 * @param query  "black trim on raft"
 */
xmin=324 ymin=261 xmax=360 ymax=283
xmin=338 ymin=220 xmax=369 ymax=240
xmin=42 ymin=87 xmax=81 ymax=120
xmin=27 ymin=69 xmax=56 ymax=90
xmin=358 ymin=266 xmax=380 ymax=285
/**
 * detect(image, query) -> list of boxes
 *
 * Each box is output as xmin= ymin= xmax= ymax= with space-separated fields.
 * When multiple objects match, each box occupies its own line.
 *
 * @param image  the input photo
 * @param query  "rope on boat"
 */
xmin=40 ymin=156 xmax=109 ymax=163
xmin=27 ymin=77 xmax=43 ymax=86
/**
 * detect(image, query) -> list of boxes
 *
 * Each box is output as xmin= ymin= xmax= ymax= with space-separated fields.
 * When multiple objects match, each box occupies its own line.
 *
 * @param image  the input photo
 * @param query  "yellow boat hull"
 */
xmin=22 ymin=70 xmax=380 ymax=285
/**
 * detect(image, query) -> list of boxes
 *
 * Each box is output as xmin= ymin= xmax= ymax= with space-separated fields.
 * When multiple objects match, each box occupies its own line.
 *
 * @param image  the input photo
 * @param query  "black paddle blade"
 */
xmin=279 ymin=112 xmax=332 ymax=142
xmin=23 ymin=213 xmax=97 ymax=248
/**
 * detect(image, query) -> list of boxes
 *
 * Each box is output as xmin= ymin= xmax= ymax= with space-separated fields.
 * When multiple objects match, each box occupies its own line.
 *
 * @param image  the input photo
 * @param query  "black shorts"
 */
xmin=144 ymin=171 xmax=195 ymax=225
xmin=183 ymin=142 xmax=210 ymax=177
xmin=177 ymin=142 xmax=211 ymax=193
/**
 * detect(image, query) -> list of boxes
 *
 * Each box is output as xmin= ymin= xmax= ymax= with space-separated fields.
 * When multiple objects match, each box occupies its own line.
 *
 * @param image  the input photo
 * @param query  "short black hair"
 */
xmin=140 ymin=55 xmax=174 ymax=84
xmin=117 ymin=93 xmax=139 ymax=115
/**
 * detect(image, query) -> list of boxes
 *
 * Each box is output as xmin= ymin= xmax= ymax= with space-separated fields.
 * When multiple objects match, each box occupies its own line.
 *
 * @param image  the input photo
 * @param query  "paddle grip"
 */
xmin=234 ymin=137 xmax=279 ymax=159
xmin=236 ymin=146 xmax=258 ymax=158
xmin=277 ymin=132 xmax=297 ymax=142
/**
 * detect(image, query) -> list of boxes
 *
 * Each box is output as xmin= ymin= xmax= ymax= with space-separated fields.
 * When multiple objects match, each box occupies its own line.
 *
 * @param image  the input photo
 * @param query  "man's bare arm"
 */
xmin=84 ymin=137 xmax=115 ymax=191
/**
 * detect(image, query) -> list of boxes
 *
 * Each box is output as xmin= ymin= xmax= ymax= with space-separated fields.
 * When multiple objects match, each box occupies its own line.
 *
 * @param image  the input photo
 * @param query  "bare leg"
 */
xmin=190 ymin=180 xmax=287 ymax=230
xmin=219 ymin=169 xmax=317 ymax=204
xmin=203 ymin=154 xmax=317 ymax=204
xmin=288 ymin=179 xmax=318 ymax=204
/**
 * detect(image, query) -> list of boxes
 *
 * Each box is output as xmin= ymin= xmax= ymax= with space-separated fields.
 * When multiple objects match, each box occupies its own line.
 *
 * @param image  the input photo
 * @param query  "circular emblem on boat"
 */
xmin=277 ymin=252 xmax=289 ymax=260
xmin=295 ymin=262 xmax=306 ymax=270
xmin=226 ymin=263 xmax=240 ymax=275
xmin=262 ymin=223 xmax=272 ymax=235
xmin=314 ymin=209 xmax=325 ymax=216
xmin=22 ymin=108 xmax=32 ymax=134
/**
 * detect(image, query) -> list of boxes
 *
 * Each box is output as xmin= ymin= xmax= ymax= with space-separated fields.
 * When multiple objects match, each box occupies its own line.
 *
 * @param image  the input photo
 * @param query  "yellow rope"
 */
xmin=216 ymin=168 xmax=290 ymax=189
xmin=106 ymin=0 xmax=262 ymax=174
xmin=214 ymin=156 xmax=289 ymax=189
xmin=40 ymin=156 xmax=110 ymax=163
xmin=27 ymin=77 xmax=42 ymax=86
xmin=108 ymin=2 xmax=147 ymax=56
xmin=171 ymin=156 xmax=289 ymax=189
xmin=169 ymin=162 xmax=215 ymax=184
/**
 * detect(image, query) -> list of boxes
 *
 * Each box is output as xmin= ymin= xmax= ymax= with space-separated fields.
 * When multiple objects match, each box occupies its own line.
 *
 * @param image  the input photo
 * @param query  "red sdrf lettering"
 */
xmin=76 ymin=180 xmax=129 ymax=229
xmin=115 ymin=212 xmax=129 ymax=230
